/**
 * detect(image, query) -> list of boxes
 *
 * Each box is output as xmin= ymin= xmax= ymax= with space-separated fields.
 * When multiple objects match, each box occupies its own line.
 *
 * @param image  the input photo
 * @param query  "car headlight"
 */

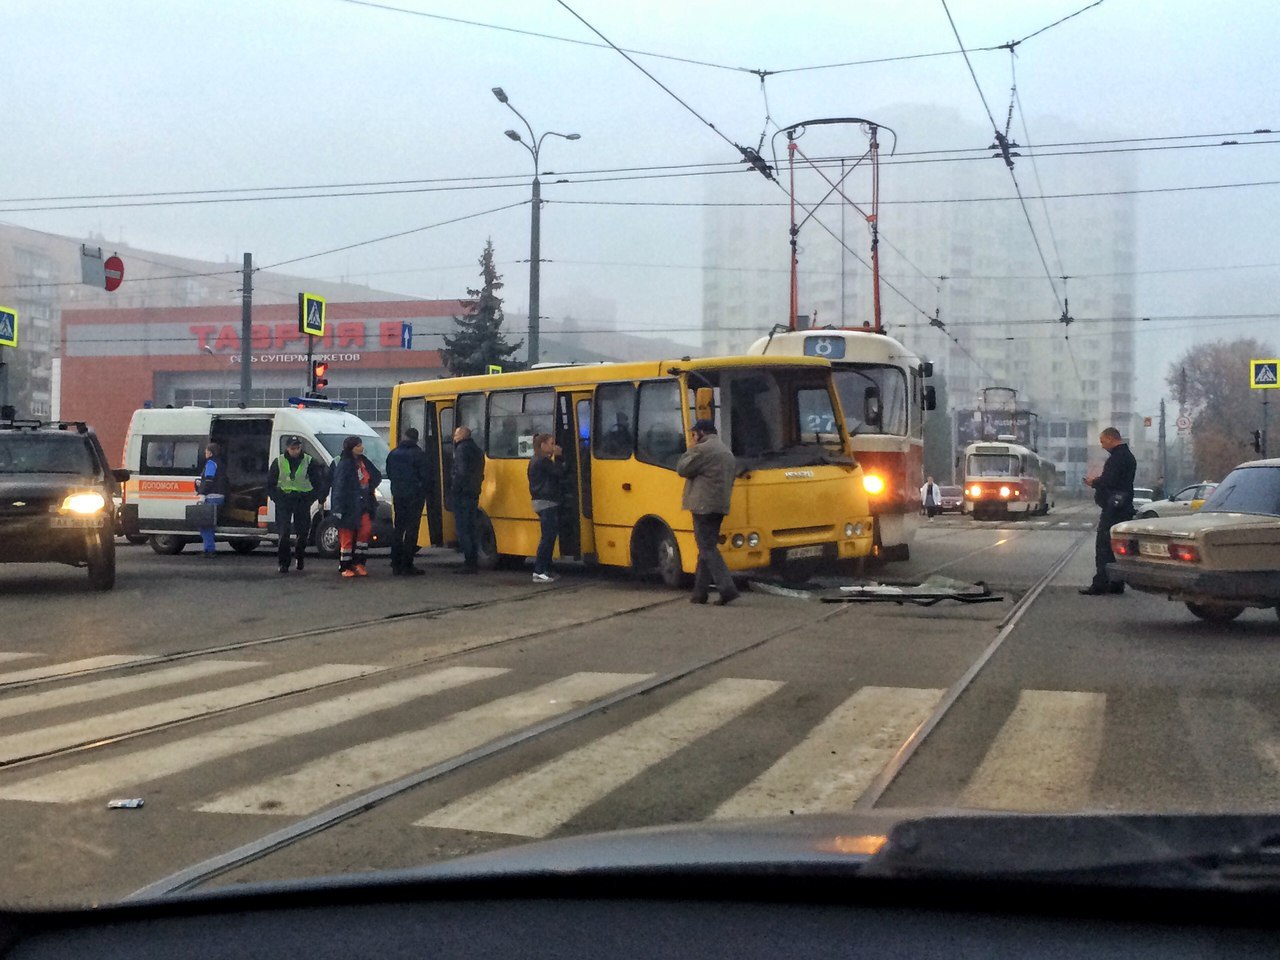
xmin=61 ymin=492 xmax=107 ymax=515
xmin=862 ymin=474 xmax=885 ymax=496
xmin=731 ymin=534 xmax=745 ymax=548
xmin=746 ymin=532 xmax=760 ymax=548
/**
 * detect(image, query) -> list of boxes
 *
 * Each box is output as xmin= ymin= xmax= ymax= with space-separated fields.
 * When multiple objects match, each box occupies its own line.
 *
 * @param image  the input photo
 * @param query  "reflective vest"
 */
xmin=276 ymin=453 xmax=314 ymax=494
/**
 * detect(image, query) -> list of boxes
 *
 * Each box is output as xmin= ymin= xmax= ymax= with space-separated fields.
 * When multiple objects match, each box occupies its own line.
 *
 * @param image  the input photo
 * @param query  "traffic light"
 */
xmin=1252 ymin=429 xmax=1263 ymax=453
xmin=311 ymin=360 xmax=329 ymax=394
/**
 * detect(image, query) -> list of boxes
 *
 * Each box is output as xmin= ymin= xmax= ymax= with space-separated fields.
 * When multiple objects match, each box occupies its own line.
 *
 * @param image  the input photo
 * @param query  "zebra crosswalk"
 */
xmin=0 ymin=649 xmax=1273 ymax=839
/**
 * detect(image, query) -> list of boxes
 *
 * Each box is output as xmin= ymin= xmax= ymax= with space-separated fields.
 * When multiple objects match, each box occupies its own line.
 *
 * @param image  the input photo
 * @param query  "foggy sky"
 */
xmin=5 ymin=0 xmax=1279 ymax=416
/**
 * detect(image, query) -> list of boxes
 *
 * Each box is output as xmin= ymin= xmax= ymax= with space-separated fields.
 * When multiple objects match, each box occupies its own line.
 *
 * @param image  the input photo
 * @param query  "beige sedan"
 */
xmin=1109 ymin=460 xmax=1280 ymax=622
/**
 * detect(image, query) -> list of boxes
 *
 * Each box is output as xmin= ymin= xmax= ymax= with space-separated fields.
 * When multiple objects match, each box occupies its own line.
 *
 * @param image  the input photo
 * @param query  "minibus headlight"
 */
xmin=731 ymin=534 xmax=745 ymax=548
xmin=844 ymin=522 xmax=855 ymax=538
xmin=747 ymin=532 xmax=760 ymax=548
xmin=61 ymin=492 xmax=106 ymax=515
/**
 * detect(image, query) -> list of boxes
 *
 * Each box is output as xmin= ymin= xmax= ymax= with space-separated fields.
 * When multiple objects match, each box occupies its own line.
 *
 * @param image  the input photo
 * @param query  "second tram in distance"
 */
xmin=962 ymin=438 xmax=1055 ymax=520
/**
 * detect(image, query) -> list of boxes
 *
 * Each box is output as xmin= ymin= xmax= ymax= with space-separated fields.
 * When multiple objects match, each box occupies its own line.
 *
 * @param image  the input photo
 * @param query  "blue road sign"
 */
xmin=401 ymin=321 xmax=413 ymax=349
xmin=1251 ymin=359 xmax=1279 ymax=389
xmin=0 ymin=307 xmax=16 ymax=348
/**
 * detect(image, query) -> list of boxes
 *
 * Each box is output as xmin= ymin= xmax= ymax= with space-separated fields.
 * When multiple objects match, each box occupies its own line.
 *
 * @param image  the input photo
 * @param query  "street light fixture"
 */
xmin=492 ymin=86 xmax=580 ymax=366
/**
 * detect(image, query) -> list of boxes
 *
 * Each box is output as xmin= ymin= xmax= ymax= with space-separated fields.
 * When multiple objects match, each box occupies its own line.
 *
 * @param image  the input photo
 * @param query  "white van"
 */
xmin=119 ymin=401 xmax=392 ymax=558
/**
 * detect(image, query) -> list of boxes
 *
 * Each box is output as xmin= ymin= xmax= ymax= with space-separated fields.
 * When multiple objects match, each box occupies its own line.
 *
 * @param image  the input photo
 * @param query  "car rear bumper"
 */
xmin=1111 ymin=559 xmax=1280 ymax=605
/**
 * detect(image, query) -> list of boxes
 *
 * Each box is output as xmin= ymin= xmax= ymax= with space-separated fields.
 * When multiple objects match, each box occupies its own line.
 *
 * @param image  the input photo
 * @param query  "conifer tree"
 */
xmin=441 ymin=240 xmax=524 ymax=376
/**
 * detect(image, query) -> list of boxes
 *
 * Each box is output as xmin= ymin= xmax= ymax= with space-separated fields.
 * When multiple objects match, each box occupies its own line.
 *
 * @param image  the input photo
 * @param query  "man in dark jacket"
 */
xmin=385 ymin=427 xmax=433 ymax=576
xmin=675 ymin=419 xmax=739 ymax=605
xmin=1081 ymin=426 xmax=1137 ymax=595
xmin=449 ymin=425 xmax=485 ymax=574
xmin=266 ymin=435 xmax=328 ymax=574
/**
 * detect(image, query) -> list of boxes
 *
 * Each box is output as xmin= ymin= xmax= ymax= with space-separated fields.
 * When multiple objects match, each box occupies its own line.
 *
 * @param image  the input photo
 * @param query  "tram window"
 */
xmin=636 ymin=380 xmax=685 ymax=470
xmin=595 ymin=383 xmax=636 ymax=460
xmin=456 ymin=393 xmax=486 ymax=451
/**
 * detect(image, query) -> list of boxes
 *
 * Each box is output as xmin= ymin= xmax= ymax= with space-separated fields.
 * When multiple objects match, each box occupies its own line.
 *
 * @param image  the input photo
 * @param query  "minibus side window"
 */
xmin=594 ymin=383 xmax=636 ymax=460
xmin=456 ymin=394 xmax=486 ymax=451
xmin=636 ymin=380 xmax=685 ymax=470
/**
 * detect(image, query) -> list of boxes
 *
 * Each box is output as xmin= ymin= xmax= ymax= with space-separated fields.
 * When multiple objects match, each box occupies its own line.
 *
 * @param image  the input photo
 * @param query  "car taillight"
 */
xmin=1111 ymin=537 xmax=1138 ymax=556
xmin=1169 ymin=543 xmax=1201 ymax=563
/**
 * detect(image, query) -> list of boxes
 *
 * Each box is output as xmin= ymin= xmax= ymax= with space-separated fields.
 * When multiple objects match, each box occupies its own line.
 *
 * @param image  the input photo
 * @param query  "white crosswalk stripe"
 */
xmin=0 ymin=655 xmax=149 ymax=685
xmin=0 ymin=653 xmax=38 ymax=664
xmin=959 ymin=689 xmax=1107 ymax=810
xmin=0 ymin=663 xmax=382 ymax=763
xmin=196 ymin=672 xmax=650 ymax=817
xmin=417 ymin=678 xmax=783 ymax=838
xmin=0 ymin=660 xmax=263 ymax=722
xmin=714 ymin=685 xmax=944 ymax=819
xmin=0 ymin=666 xmax=507 ymax=804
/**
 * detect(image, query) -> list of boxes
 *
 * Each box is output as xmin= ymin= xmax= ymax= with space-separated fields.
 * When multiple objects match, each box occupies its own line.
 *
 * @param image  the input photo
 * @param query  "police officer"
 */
xmin=1080 ymin=426 xmax=1136 ymax=595
xmin=385 ymin=426 xmax=433 ymax=576
xmin=267 ymin=436 xmax=328 ymax=574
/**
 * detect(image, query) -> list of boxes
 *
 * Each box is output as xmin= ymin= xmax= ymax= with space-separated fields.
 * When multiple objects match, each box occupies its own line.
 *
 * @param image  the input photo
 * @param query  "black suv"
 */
xmin=0 ymin=418 xmax=129 ymax=590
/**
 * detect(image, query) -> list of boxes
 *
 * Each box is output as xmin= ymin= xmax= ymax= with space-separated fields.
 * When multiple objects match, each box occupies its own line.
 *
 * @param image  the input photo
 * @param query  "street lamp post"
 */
xmin=492 ymin=87 xmax=579 ymax=367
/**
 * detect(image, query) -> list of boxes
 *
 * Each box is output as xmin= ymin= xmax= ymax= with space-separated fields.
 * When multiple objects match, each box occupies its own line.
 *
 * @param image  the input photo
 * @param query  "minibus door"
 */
xmin=553 ymin=392 xmax=590 ymax=558
xmin=436 ymin=404 xmax=456 ymax=547
xmin=418 ymin=400 xmax=444 ymax=547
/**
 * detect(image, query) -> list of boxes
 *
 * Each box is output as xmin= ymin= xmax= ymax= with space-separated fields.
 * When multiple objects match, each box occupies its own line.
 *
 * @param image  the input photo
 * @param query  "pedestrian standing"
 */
xmin=450 ymin=425 xmax=485 ymax=575
xmin=1080 ymin=426 xmax=1136 ymax=596
xmin=267 ymin=436 xmax=327 ymax=574
xmin=330 ymin=435 xmax=382 ymax=578
xmin=528 ymin=432 xmax=564 ymax=583
xmin=676 ymin=418 xmax=739 ymax=605
xmin=921 ymin=475 xmax=942 ymax=520
xmin=195 ymin=441 xmax=228 ymax=558
xmin=385 ymin=427 xmax=433 ymax=576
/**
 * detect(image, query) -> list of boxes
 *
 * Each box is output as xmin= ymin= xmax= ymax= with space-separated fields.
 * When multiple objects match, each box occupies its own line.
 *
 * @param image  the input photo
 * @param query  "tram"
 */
xmin=962 ymin=437 xmax=1055 ymax=520
xmin=748 ymin=327 xmax=934 ymax=561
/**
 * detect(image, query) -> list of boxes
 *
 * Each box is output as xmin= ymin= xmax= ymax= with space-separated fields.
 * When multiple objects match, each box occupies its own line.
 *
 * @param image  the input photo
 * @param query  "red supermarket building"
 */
xmin=61 ymin=300 xmax=463 ymax=462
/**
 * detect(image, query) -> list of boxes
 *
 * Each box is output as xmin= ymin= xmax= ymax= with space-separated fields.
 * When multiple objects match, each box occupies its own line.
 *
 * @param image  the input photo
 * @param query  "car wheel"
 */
xmin=87 ymin=534 xmax=116 ymax=591
xmin=1185 ymin=601 xmax=1245 ymax=623
xmin=149 ymin=534 xmax=187 ymax=555
xmin=313 ymin=517 xmax=341 ymax=560
xmin=124 ymin=534 xmax=148 ymax=546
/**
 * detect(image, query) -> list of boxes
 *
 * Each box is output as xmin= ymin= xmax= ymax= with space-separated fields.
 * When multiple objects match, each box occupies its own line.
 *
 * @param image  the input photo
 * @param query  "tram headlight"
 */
xmin=747 ymin=532 xmax=760 ymax=548
xmin=969 ymin=484 xmax=982 ymax=498
xmin=731 ymin=534 xmax=745 ymax=548
xmin=862 ymin=474 xmax=885 ymax=496
xmin=999 ymin=485 xmax=1011 ymax=498
xmin=844 ymin=522 xmax=855 ymax=538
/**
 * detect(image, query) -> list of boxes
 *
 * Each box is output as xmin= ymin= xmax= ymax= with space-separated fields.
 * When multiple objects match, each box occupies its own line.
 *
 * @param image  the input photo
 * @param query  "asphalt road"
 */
xmin=1 ymin=502 xmax=1276 ymax=907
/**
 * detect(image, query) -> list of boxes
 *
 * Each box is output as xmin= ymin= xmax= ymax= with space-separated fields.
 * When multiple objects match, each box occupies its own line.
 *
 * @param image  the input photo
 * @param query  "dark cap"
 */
xmin=284 ymin=435 xmax=303 ymax=446
xmin=691 ymin=419 xmax=717 ymax=435
xmin=403 ymin=427 xmax=420 ymax=442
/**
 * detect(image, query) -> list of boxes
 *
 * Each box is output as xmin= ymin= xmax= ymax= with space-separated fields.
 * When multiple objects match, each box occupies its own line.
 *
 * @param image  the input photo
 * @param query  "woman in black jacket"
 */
xmin=527 ymin=433 xmax=564 ymax=583
xmin=329 ymin=436 xmax=382 ymax=577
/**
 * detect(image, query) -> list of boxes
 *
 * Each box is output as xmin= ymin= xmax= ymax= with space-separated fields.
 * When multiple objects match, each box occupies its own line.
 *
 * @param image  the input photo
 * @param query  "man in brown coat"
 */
xmin=676 ymin=418 xmax=740 ymax=605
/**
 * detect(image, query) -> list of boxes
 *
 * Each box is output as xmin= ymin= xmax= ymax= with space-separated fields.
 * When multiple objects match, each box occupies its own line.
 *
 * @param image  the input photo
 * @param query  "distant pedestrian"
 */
xmin=449 ymin=425 xmax=485 ymax=575
xmin=195 ymin=441 xmax=228 ymax=558
xmin=330 ymin=435 xmax=382 ymax=578
xmin=921 ymin=475 xmax=942 ymax=520
xmin=1153 ymin=475 xmax=1166 ymax=500
xmin=676 ymin=418 xmax=739 ymax=605
xmin=528 ymin=433 xmax=564 ymax=583
xmin=385 ymin=427 xmax=433 ymax=576
xmin=267 ymin=435 xmax=328 ymax=573
xmin=1080 ymin=426 xmax=1136 ymax=596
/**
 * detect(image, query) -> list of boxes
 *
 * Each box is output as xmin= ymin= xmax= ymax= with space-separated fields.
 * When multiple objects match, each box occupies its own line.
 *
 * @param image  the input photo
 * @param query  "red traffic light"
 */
xmin=311 ymin=360 xmax=329 ymax=392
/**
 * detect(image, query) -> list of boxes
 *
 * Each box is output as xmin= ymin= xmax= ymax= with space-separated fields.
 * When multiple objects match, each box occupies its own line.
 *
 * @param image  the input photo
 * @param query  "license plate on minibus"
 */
xmin=787 ymin=545 xmax=825 ymax=561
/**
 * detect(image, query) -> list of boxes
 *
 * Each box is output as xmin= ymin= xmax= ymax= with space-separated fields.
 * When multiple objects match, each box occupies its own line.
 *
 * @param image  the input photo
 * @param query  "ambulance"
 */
xmin=118 ymin=399 xmax=393 ymax=557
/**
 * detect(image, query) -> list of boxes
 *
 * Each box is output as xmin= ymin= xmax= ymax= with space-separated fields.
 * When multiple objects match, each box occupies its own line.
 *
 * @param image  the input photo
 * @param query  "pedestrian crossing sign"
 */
xmin=0 ymin=306 xmax=16 ymax=348
xmin=298 ymin=292 xmax=326 ymax=337
xmin=1251 ymin=359 xmax=1279 ymax=389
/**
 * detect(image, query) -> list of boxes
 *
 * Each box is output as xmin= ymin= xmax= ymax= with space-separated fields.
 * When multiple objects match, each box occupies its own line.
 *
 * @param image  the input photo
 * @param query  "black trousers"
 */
xmin=691 ymin=512 xmax=737 ymax=599
xmin=1091 ymin=507 xmax=1125 ymax=589
xmin=391 ymin=495 xmax=425 ymax=571
xmin=275 ymin=496 xmax=312 ymax=563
